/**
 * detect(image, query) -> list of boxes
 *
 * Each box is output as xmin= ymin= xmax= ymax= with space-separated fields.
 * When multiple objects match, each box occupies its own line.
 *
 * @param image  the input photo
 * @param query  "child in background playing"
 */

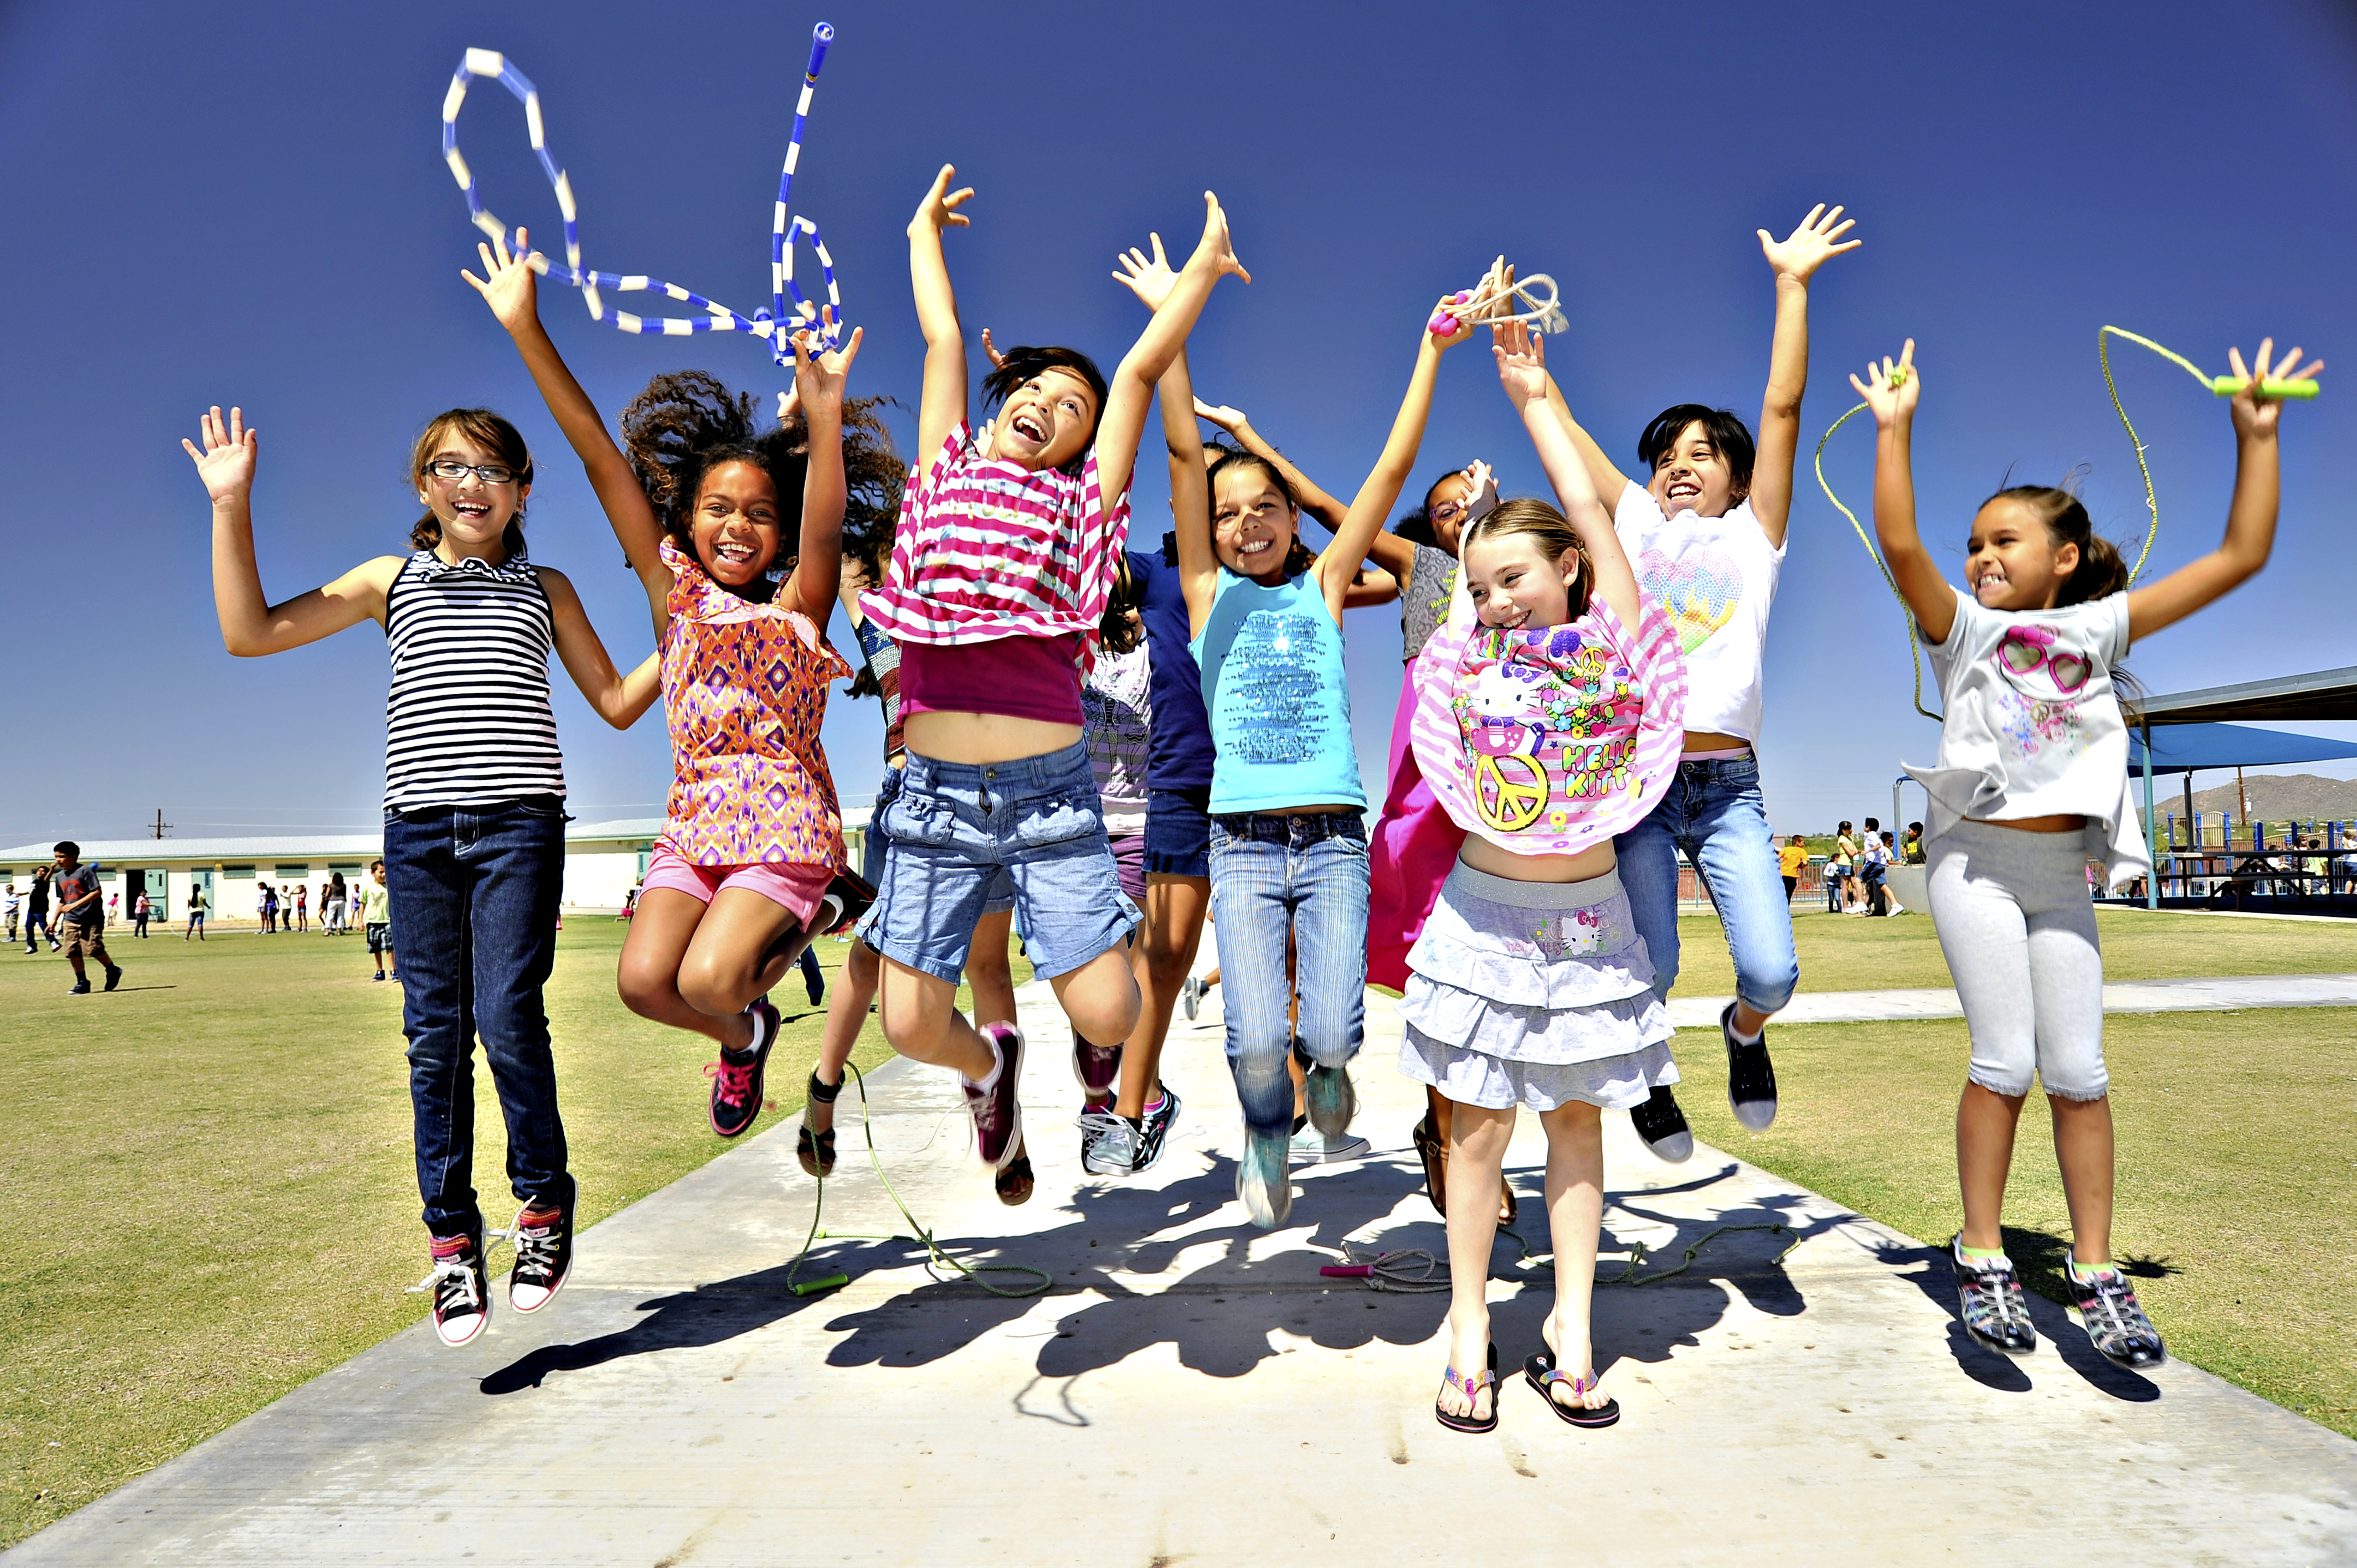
xmin=363 ymin=859 xmax=394 ymax=980
xmin=1778 ymin=834 xmax=1807 ymax=902
xmin=1856 ymin=333 xmax=2317 ymax=1366
xmin=1160 ymin=255 xmax=1473 ymax=1226
xmin=190 ymin=384 xmax=660 ymax=1348
xmin=1540 ymin=207 xmax=1860 ymax=1161
xmin=469 ymin=229 xmax=890 ymax=1144
xmin=853 ymin=171 xmax=1247 ymax=1200
xmin=1412 ymin=318 xmax=1687 ymax=1432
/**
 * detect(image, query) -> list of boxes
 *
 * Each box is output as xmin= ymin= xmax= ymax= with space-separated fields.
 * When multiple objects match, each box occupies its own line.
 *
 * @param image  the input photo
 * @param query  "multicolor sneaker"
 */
xmin=508 ymin=1183 xmax=574 ymax=1314
xmin=963 ymin=1023 xmax=1025 ymax=1171
xmin=1081 ymin=1110 xmax=1138 ymax=1177
xmin=1949 ymin=1234 xmax=2037 ymax=1355
xmin=1301 ymin=1060 xmax=1357 ymax=1138
xmin=1236 ymin=1125 xmax=1294 ymax=1229
xmin=1722 ymin=1004 xmax=1778 ymax=1131
xmin=704 ymin=998 xmax=781 ymax=1139
xmin=1630 ymin=1085 xmax=1694 ymax=1163
xmin=2067 ymin=1260 xmax=2165 ymax=1368
xmin=425 ymin=1229 xmax=491 ymax=1347
xmin=1131 ymin=1086 xmax=1181 ymax=1175
xmin=1072 ymin=1030 xmax=1122 ymax=1098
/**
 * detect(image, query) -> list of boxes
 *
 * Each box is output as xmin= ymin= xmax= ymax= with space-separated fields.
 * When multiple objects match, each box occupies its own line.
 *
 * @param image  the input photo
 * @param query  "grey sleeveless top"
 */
xmin=1399 ymin=543 xmax=1459 ymax=663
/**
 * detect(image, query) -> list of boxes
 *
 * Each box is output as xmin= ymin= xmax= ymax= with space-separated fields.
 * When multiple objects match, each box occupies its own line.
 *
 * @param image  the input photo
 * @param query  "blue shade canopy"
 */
xmin=2127 ymin=722 xmax=2357 ymax=777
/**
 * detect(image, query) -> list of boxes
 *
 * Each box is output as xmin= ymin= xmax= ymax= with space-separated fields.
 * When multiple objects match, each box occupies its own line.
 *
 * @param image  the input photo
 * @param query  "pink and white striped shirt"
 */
xmin=859 ymin=420 xmax=1131 ymax=673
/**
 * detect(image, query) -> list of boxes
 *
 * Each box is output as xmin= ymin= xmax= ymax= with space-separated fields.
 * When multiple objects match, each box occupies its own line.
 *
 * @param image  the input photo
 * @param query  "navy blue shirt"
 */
xmin=1129 ymin=535 xmax=1214 ymax=791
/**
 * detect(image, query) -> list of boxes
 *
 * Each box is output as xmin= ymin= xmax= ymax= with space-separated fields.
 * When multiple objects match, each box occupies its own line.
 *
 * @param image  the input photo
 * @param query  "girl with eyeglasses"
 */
xmin=1855 ymin=333 xmax=2318 ymax=1370
xmin=187 ymin=378 xmax=663 ymax=1349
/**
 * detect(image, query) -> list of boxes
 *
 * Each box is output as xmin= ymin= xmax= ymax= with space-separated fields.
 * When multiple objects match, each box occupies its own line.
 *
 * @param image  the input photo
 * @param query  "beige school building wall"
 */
xmin=0 ymin=819 xmax=670 ymax=925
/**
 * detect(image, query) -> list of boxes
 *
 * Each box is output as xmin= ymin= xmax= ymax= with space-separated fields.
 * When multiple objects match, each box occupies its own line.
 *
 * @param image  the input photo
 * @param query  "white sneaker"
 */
xmin=1289 ymin=1126 xmax=1370 ymax=1164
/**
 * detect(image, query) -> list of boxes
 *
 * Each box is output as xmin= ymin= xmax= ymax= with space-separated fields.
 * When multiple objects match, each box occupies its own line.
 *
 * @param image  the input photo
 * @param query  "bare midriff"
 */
xmin=1459 ymin=834 xmax=1619 ymax=884
xmin=1249 ymin=803 xmax=1356 ymax=816
xmin=1682 ymin=730 xmax=1750 ymax=754
xmin=904 ymin=710 xmax=1083 ymax=766
xmin=1967 ymin=814 xmax=2087 ymax=833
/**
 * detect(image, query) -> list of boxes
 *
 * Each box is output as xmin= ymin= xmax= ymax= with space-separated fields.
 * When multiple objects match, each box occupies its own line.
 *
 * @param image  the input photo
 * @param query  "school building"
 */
xmin=0 ymin=819 xmax=683 ymax=924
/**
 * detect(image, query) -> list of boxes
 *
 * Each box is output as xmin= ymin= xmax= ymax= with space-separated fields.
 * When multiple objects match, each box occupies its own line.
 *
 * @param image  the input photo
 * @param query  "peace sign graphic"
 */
xmin=1473 ymin=754 xmax=1550 ymax=834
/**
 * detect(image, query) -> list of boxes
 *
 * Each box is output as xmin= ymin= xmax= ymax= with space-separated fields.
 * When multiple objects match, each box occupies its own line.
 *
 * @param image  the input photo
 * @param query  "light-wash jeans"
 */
xmin=1207 ymin=813 xmax=1368 ymax=1136
xmin=1614 ymin=754 xmax=1800 ymax=1014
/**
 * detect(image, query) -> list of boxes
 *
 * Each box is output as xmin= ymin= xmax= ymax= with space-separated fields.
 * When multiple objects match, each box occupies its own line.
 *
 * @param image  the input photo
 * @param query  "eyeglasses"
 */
xmin=1996 ymin=631 xmax=2091 ymax=692
xmin=425 ymin=459 xmax=518 ymax=486
xmin=1429 ymin=498 xmax=1471 ymax=526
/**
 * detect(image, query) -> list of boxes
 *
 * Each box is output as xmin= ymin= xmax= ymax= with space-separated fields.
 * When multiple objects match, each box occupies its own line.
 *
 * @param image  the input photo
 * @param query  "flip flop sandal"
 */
xmin=1412 ymin=1111 xmax=1447 ymax=1217
xmin=994 ymin=1147 xmax=1036 ymax=1206
xmin=1523 ymin=1350 xmax=1620 ymax=1428
xmin=796 ymin=1122 xmax=837 ymax=1179
xmin=1434 ymin=1343 xmax=1500 ymax=1433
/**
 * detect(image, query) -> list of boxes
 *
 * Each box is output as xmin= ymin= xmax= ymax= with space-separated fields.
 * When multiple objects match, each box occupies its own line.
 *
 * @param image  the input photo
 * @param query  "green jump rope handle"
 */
xmin=2211 ymin=376 xmax=2320 ymax=399
xmin=791 ymin=1272 xmax=850 ymax=1296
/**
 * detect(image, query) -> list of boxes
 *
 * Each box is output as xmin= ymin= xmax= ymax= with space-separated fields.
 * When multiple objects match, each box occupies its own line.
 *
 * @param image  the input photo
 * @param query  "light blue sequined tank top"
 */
xmin=1191 ymin=568 xmax=1365 ymax=814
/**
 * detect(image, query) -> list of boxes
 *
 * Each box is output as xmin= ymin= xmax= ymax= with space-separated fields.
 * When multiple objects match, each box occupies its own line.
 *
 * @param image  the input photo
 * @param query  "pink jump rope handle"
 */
xmin=1427 ymin=290 xmax=1473 ymax=338
xmin=1320 ymin=1264 xmax=1375 ymax=1278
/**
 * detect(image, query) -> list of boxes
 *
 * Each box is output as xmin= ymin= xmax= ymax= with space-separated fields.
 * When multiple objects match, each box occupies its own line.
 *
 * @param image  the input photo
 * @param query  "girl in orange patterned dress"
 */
xmin=473 ymin=229 xmax=903 ymax=1138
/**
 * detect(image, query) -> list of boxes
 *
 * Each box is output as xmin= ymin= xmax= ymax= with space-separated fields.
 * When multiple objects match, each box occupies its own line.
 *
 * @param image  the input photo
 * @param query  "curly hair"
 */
xmin=618 ymin=370 xmax=903 ymax=602
xmin=1096 ymin=554 xmax=1146 ymax=657
xmin=409 ymin=409 xmax=532 ymax=558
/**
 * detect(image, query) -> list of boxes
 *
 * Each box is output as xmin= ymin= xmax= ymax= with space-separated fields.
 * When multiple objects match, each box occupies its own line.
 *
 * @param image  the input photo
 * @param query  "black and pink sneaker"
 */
xmin=1072 ymin=1030 xmax=1121 ymax=1100
xmin=425 ymin=1229 xmax=490 ymax=1348
xmin=705 ymin=998 xmax=781 ymax=1139
xmin=508 ymin=1179 xmax=574 ymax=1313
xmin=963 ymin=1022 xmax=1026 ymax=1171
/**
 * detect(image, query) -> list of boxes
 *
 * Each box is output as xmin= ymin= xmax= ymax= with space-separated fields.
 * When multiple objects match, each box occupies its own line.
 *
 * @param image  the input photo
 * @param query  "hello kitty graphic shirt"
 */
xmin=1906 ymin=587 xmax=2149 ymax=888
xmin=1613 ymin=483 xmax=1783 ymax=743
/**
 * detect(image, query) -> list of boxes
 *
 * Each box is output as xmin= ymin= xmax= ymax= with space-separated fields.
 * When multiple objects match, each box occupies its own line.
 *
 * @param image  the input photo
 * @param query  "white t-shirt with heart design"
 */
xmin=1613 ymin=483 xmax=1783 ymax=743
xmin=1906 ymin=586 xmax=2149 ymax=888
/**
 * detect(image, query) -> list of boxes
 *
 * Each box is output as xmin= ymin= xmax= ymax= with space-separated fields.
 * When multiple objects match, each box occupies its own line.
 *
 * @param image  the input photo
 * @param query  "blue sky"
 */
xmin=3 ymin=0 xmax=2354 ymax=847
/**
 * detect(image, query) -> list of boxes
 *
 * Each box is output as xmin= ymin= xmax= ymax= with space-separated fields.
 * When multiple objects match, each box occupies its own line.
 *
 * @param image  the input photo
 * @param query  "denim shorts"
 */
xmin=863 ymin=771 xmax=1012 ymax=916
xmin=1145 ymin=786 xmax=1213 ymax=879
xmin=857 ymin=741 xmax=1137 ymax=984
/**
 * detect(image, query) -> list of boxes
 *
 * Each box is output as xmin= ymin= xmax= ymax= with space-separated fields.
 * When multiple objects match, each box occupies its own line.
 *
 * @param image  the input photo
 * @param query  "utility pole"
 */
xmin=151 ymin=808 xmax=171 ymax=840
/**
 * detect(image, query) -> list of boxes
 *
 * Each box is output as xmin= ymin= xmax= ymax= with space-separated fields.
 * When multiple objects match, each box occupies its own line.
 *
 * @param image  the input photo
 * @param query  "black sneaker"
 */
xmin=1132 ymin=1086 xmax=1181 ymax=1174
xmin=704 ymin=998 xmax=780 ymax=1138
xmin=103 ymin=965 xmax=123 ymax=993
xmin=68 ymin=979 xmax=90 ymax=995
xmin=426 ymin=1228 xmax=491 ymax=1347
xmin=1722 ymin=1004 xmax=1778 ymax=1131
xmin=2067 ymin=1261 xmax=2165 ymax=1368
xmin=963 ymin=1023 xmax=1025 ymax=1170
xmin=1630 ymin=1085 xmax=1694 ymax=1162
xmin=1949 ymin=1234 xmax=2037 ymax=1355
xmin=508 ymin=1182 xmax=575 ymax=1313
xmin=1072 ymin=1030 xmax=1121 ymax=1099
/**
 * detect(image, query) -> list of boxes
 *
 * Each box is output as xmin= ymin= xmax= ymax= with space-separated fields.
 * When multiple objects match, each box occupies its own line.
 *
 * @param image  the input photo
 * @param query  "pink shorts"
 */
xmin=642 ymin=840 xmax=832 ymax=928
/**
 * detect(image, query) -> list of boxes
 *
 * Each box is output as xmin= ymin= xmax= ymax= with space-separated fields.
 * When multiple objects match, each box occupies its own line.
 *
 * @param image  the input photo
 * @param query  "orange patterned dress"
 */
xmin=656 ymin=539 xmax=850 ymax=870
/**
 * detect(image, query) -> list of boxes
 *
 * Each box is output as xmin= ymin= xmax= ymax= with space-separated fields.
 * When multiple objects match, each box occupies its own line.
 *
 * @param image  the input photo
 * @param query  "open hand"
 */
xmin=791 ymin=311 xmax=862 ymax=417
xmin=461 ymin=225 xmax=544 ymax=334
xmin=1849 ymin=339 xmax=1920 ymax=425
xmin=1491 ymin=317 xmax=1548 ymax=401
xmin=1113 ymin=234 xmax=1179 ymax=311
xmin=1193 ymin=396 xmax=1248 ymax=435
xmin=1187 ymin=192 xmax=1251 ymax=285
xmin=909 ymin=164 xmax=974 ymax=238
xmin=182 ymin=405 xmax=257 ymax=505
xmin=979 ymin=327 xmax=1010 ymax=369
xmin=2224 ymin=338 xmax=2323 ymax=438
xmin=1759 ymin=203 xmax=1861 ymax=286
xmin=1462 ymin=459 xmax=1500 ymax=526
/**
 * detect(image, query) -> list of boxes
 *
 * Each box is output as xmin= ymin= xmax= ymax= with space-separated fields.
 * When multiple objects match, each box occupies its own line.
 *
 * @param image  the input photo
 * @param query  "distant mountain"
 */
xmin=2137 ymin=772 xmax=2357 ymax=837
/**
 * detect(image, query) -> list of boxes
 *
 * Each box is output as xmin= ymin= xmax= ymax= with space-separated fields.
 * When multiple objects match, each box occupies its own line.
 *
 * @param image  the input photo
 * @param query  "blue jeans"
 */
xmin=1208 ymin=813 xmax=1368 ymax=1136
xmin=1614 ymin=755 xmax=1799 ymax=1015
xmin=384 ymin=797 xmax=570 ymax=1236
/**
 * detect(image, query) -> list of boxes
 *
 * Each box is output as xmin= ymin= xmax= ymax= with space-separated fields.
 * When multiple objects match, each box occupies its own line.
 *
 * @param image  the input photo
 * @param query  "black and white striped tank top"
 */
xmin=383 ymin=548 xmax=567 ymax=810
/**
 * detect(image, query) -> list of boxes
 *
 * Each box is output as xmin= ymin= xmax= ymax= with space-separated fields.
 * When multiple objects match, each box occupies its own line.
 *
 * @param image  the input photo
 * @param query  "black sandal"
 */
xmin=1412 ymin=1111 xmax=1447 ymax=1216
xmin=798 ymin=1070 xmax=842 ymax=1179
xmin=1522 ymin=1349 xmax=1620 ymax=1429
xmin=994 ymin=1144 xmax=1036 ymax=1206
xmin=1434 ymin=1343 xmax=1500 ymax=1433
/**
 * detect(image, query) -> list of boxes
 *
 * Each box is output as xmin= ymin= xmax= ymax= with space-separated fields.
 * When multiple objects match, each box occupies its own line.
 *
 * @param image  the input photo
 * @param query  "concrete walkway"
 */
xmin=1668 ymin=971 xmax=2357 ymax=1027
xmin=13 ymin=982 xmax=2357 ymax=1565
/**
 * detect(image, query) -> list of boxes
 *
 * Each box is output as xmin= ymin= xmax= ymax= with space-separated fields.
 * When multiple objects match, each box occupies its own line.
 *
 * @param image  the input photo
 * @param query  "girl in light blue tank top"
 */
xmin=1164 ymin=295 xmax=1478 ymax=1230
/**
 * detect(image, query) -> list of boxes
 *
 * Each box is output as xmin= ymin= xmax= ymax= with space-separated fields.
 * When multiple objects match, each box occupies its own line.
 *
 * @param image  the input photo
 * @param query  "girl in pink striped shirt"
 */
xmin=853 ymin=166 xmax=1247 ymax=1201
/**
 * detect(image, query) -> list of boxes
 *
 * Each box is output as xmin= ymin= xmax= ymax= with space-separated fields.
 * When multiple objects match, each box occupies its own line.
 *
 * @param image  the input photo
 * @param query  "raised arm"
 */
xmin=783 ymin=324 xmax=860 ymax=622
xmin=541 ymin=568 xmax=663 ymax=729
xmin=1751 ymin=204 xmax=1861 ymax=545
xmin=187 ymin=405 xmax=399 ymax=656
xmin=1096 ymin=198 xmax=1250 ymax=520
xmin=1849 ymin=341 xmax=1954 ymax=643
xmin=1194 ymin=397 xmax=1348 ymax=533
xmin=466 ymin=228 xmax=670 ymax=623
xmin=1494 ymin=321 xmax=1639 ymax=628
xmin=1312 ymin=303 xmax=1474 ymax=617
xmin=909 ymin=165 xmax=975 ymax=469
xmin=1163 ymin=350 xmax=1220 ymax=634
xmin=2127 ymin=339 xmax=2320 ymax=639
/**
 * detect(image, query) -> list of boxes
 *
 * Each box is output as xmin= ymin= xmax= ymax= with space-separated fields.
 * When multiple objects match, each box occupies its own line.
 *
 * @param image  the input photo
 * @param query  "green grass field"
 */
xmin=0 ymin=921 xmax=1027 ymax=1548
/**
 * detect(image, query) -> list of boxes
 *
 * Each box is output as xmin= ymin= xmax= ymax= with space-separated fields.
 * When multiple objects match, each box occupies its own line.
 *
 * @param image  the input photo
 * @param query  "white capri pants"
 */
xmin=1924 ymin=819 xmax=2108 ymax=1101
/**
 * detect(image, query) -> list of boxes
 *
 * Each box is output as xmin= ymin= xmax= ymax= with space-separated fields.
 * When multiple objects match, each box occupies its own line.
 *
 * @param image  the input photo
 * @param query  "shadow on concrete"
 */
xmin=1869 ymin=1237 xmax=2162 ymax=1403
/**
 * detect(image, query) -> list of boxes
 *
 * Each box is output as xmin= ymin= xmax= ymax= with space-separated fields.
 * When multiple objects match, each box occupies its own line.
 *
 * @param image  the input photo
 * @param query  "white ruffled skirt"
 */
xmin=1397 ymin=860 xmax=1677 ymax=1113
